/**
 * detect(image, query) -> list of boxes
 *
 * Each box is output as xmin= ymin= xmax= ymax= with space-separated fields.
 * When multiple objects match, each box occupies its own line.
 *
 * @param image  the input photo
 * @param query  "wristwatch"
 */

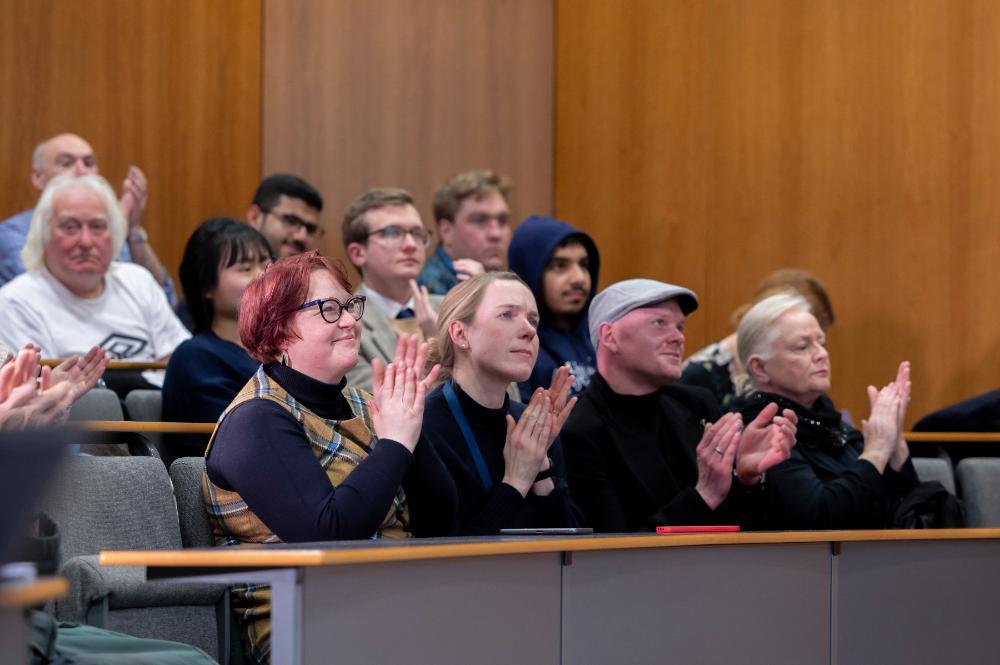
xmin=128 ymin=227 xmax=149 ymax=244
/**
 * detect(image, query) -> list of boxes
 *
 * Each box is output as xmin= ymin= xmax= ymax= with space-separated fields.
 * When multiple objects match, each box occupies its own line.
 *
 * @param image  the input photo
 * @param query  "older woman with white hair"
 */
xmin=0 ymin=173 xmax=189 ymax=394
xmin=735 ymin=292 xmax=936 ymax=529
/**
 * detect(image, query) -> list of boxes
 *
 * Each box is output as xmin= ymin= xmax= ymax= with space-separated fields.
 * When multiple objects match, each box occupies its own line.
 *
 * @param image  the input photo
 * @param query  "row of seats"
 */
xmin=42 ymin=455 xmax=230 ymax=663
xmin=68 ymin=387 xmax=170 ymax=457
xmin=39 ymin=452 xmax=1000 ymax=664
xmin=69 ymin=388 xmax=1000 ymax=528
xmin=911 ymin=456 xmax=1000 ymax=527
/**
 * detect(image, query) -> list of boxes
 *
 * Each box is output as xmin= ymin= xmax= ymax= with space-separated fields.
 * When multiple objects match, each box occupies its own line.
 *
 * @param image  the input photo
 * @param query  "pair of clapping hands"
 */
xmin=695 ymin=403 xmax=799 ymax=510
xmin=0 ymin=346 xmax=108 ymax=431
xmin=370 ymin=335 xmax=577 ymax=498
xmin=859 ymin=361 xmax=911 ymax=474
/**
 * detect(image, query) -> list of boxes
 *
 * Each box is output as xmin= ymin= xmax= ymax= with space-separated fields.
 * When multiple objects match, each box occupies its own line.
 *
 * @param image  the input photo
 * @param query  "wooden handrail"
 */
xmin=100 ymin=528 xmax=1000 ymax=568
xmin=41 ymin=359 xmax=168 ymax=371
xmin=70 ymin=420 xmax=216 ymax=434
xmin=903 ymin=432 xmax=1000 ymax=443
xmin=0 ymin=577 xmax=68 ymax=607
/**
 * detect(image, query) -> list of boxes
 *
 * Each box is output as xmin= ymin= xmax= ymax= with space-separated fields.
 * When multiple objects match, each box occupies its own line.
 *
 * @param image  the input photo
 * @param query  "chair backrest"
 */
xmin=125 ymin=389 xmax=163 ymax=421
xmin=125 ymin=389 xmax=165 ymax=458
xmin=42 ymin=456 xmax=182 ymax=563
xmin=169 ymin=457 xmax=215 ymax=548
xmin=956 ymin=458 xmax=1000 ymax=527
xmin=911 ymin=456 xmax=956 ymax=495
xmin=68 ymin=388 xmax=123 ymax=421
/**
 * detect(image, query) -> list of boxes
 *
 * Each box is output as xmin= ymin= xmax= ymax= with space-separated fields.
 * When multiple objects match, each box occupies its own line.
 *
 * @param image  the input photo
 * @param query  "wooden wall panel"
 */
xmin=0 ymin=0 xmax=262 ymax=290
xmin=556 ymin=0 xmax=1000 ymax=425
xmin=262 ymin=0 xmax=554 ymax=269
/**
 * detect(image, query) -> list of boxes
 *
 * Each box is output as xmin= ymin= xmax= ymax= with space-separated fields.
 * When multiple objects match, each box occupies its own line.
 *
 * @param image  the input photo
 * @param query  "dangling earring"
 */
xmin=281 ymin=350 xmax=289 ymax=366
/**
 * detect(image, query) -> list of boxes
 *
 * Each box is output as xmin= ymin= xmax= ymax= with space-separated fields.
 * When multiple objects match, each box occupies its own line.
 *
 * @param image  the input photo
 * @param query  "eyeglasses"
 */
xmin=296 ymin=295 xmax=366 ymax=324
xmin=365 ymin=225 xmax=431 ymax=247
xmin=260 ymin=207 xmax=325 ymax=238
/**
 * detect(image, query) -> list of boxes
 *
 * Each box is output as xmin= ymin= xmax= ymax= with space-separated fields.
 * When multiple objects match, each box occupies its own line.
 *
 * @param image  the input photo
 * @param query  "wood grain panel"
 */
xmin=0 ymin=0 xmax=262 ymax=289
xmin=262 ymin=0 xmax=554 ymax=270
xmin=556 ymin=0 xmax=1000 ymax=425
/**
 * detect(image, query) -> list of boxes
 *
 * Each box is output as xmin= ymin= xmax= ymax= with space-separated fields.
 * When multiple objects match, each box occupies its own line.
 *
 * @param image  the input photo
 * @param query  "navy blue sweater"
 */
xmin=162 ymin=331 xmax=260 ymax=463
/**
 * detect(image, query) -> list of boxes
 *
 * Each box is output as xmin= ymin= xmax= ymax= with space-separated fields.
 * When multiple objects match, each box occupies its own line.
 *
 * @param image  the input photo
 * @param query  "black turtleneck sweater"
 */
xmin=561 ymin=372 xmax=768 ymax=532
xmin=421 ymin=381 xmax=584 ymax=535
xmin=205 ymin=362 xmax=457 ymax=542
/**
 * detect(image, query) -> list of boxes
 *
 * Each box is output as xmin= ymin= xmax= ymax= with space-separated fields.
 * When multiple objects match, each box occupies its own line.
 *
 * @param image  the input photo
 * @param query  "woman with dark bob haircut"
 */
xmin=203 ymin=251 xmax=456 ymax=664
xmin=162 ymin=217 xmax=273 ymax=463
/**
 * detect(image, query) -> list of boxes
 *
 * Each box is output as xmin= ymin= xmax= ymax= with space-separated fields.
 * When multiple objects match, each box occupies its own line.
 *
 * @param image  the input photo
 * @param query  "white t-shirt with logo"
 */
xmin=0 ymin=263 xmax=190 ymax=377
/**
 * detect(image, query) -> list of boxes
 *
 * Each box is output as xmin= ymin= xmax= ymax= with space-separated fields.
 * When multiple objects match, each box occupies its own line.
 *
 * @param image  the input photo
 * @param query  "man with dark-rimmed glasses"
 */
xmin=340 ymin=187 xmax=441 ymax=392
xmin=245 ymin=173 xmax=324 ymax=258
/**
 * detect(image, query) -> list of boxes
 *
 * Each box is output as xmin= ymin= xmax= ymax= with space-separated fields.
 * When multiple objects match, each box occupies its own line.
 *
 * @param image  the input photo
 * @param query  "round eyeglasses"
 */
xmin=296 ymin=295 xmax=366 ymax=324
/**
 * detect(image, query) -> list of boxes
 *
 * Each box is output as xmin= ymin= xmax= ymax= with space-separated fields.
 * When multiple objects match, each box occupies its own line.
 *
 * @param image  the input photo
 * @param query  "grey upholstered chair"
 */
xmin=169 ymin=457 xmax=216 ymax=548
xmin=42 ymin=455 xmax=230 ymax=663
xmin=125 ymin=389 xmax=165 ymax=458
xmin=911 ymin=456 xmax=956 ymax=495
xmin=68 ymin=388 xmax=124 ymax=421
xmin=67 ymin=388 xmax=131 ymax=456
xmin=956 ymin=458 xmax=1000 ymax=527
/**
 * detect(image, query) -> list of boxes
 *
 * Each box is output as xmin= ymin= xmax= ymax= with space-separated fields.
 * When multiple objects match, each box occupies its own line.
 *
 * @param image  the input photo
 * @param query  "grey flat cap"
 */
xmin=588 ymin=278 xmax=698 ymax=348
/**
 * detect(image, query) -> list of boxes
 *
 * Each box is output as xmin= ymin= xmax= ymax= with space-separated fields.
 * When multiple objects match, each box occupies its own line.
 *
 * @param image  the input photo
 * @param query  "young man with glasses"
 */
xmin=245 ymin=173 xmax=324 ymax=258
xmin=341 ymin=187 xmax=441 ymax=391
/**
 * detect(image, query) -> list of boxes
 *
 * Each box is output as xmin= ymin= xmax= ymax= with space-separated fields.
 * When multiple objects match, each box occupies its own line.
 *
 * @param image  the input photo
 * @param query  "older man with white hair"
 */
xmin=0 ymin=133 xmax=174 ymax=304
xmin=0 ymin=174 xmax=189 ymax=392
xmin=560 ymin=278 xmax=798 ymax=532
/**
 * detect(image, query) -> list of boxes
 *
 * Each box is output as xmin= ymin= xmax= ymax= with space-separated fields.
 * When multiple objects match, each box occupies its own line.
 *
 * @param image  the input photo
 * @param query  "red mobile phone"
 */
xmin=655 ymin=525 xmax=740 ymax=534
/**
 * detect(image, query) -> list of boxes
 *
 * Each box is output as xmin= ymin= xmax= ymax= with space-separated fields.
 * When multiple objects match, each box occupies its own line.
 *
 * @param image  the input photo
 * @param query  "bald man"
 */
xmin=0 ymin=133 xmax=174 ymax=304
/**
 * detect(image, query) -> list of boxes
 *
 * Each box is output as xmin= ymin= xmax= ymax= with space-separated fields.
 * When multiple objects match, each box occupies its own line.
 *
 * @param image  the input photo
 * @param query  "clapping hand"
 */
xmin=888 ymin=361 xmax=911 ymax=471
xmin=860 ymin=372 xmax=906 ymax=474
xmin=694 ymin=413 xmax=742 ymax=509
xmin=371 ymin=334 xmax=440 ymax=452
xmin=541 ymin=365 xmax=578 ymax=447
xmin=735 ymin=402 xmax=797 ymax=485
xmin=51 ymin=346 xmax=109 ymax=403
xmin=119 ymin=165 xmax=148 ymax=232
xmin=501 ymin=388 xmax=553 ymax=497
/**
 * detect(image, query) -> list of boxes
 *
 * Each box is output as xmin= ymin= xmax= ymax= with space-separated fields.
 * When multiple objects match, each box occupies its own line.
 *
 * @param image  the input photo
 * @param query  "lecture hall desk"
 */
xmin=102 ymin=530 xmax=1000 ymax=665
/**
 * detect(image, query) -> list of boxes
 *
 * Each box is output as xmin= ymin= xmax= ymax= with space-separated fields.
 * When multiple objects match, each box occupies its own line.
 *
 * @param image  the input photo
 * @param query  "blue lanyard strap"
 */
xmin=443 ymin=382 xmax=494 ymax=491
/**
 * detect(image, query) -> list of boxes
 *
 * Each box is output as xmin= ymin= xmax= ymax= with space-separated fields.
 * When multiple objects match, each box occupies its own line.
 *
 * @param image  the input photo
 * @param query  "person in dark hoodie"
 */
xmin=508 ymin=215 xmax=600 ymax=401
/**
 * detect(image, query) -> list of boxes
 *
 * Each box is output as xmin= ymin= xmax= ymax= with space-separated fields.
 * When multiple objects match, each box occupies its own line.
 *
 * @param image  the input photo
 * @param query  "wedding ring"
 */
xmin=713 ymin=447 xmax=725 ymax=456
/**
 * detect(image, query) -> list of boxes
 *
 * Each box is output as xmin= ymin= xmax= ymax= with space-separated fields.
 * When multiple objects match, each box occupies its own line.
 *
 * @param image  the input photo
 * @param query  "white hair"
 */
xmin=736 ymin=292 xmax=813 ymax=388
xmin=21 ymin=173 xmax=126 ymax=273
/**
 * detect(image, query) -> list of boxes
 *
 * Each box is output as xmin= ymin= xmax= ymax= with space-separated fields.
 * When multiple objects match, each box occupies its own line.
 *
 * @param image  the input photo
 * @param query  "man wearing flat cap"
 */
xmin=560 ymin=278 xmax=798 ymax=532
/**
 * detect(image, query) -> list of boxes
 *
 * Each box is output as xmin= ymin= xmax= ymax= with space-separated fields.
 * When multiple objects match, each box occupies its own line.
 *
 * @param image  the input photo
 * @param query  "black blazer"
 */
xmin=561 ymin=372 xmax=764 ymax=532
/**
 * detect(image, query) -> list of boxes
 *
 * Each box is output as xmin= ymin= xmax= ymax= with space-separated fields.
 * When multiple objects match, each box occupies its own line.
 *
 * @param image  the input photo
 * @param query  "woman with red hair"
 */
xmin=201 ymin=251 xmax=456 ymax=664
